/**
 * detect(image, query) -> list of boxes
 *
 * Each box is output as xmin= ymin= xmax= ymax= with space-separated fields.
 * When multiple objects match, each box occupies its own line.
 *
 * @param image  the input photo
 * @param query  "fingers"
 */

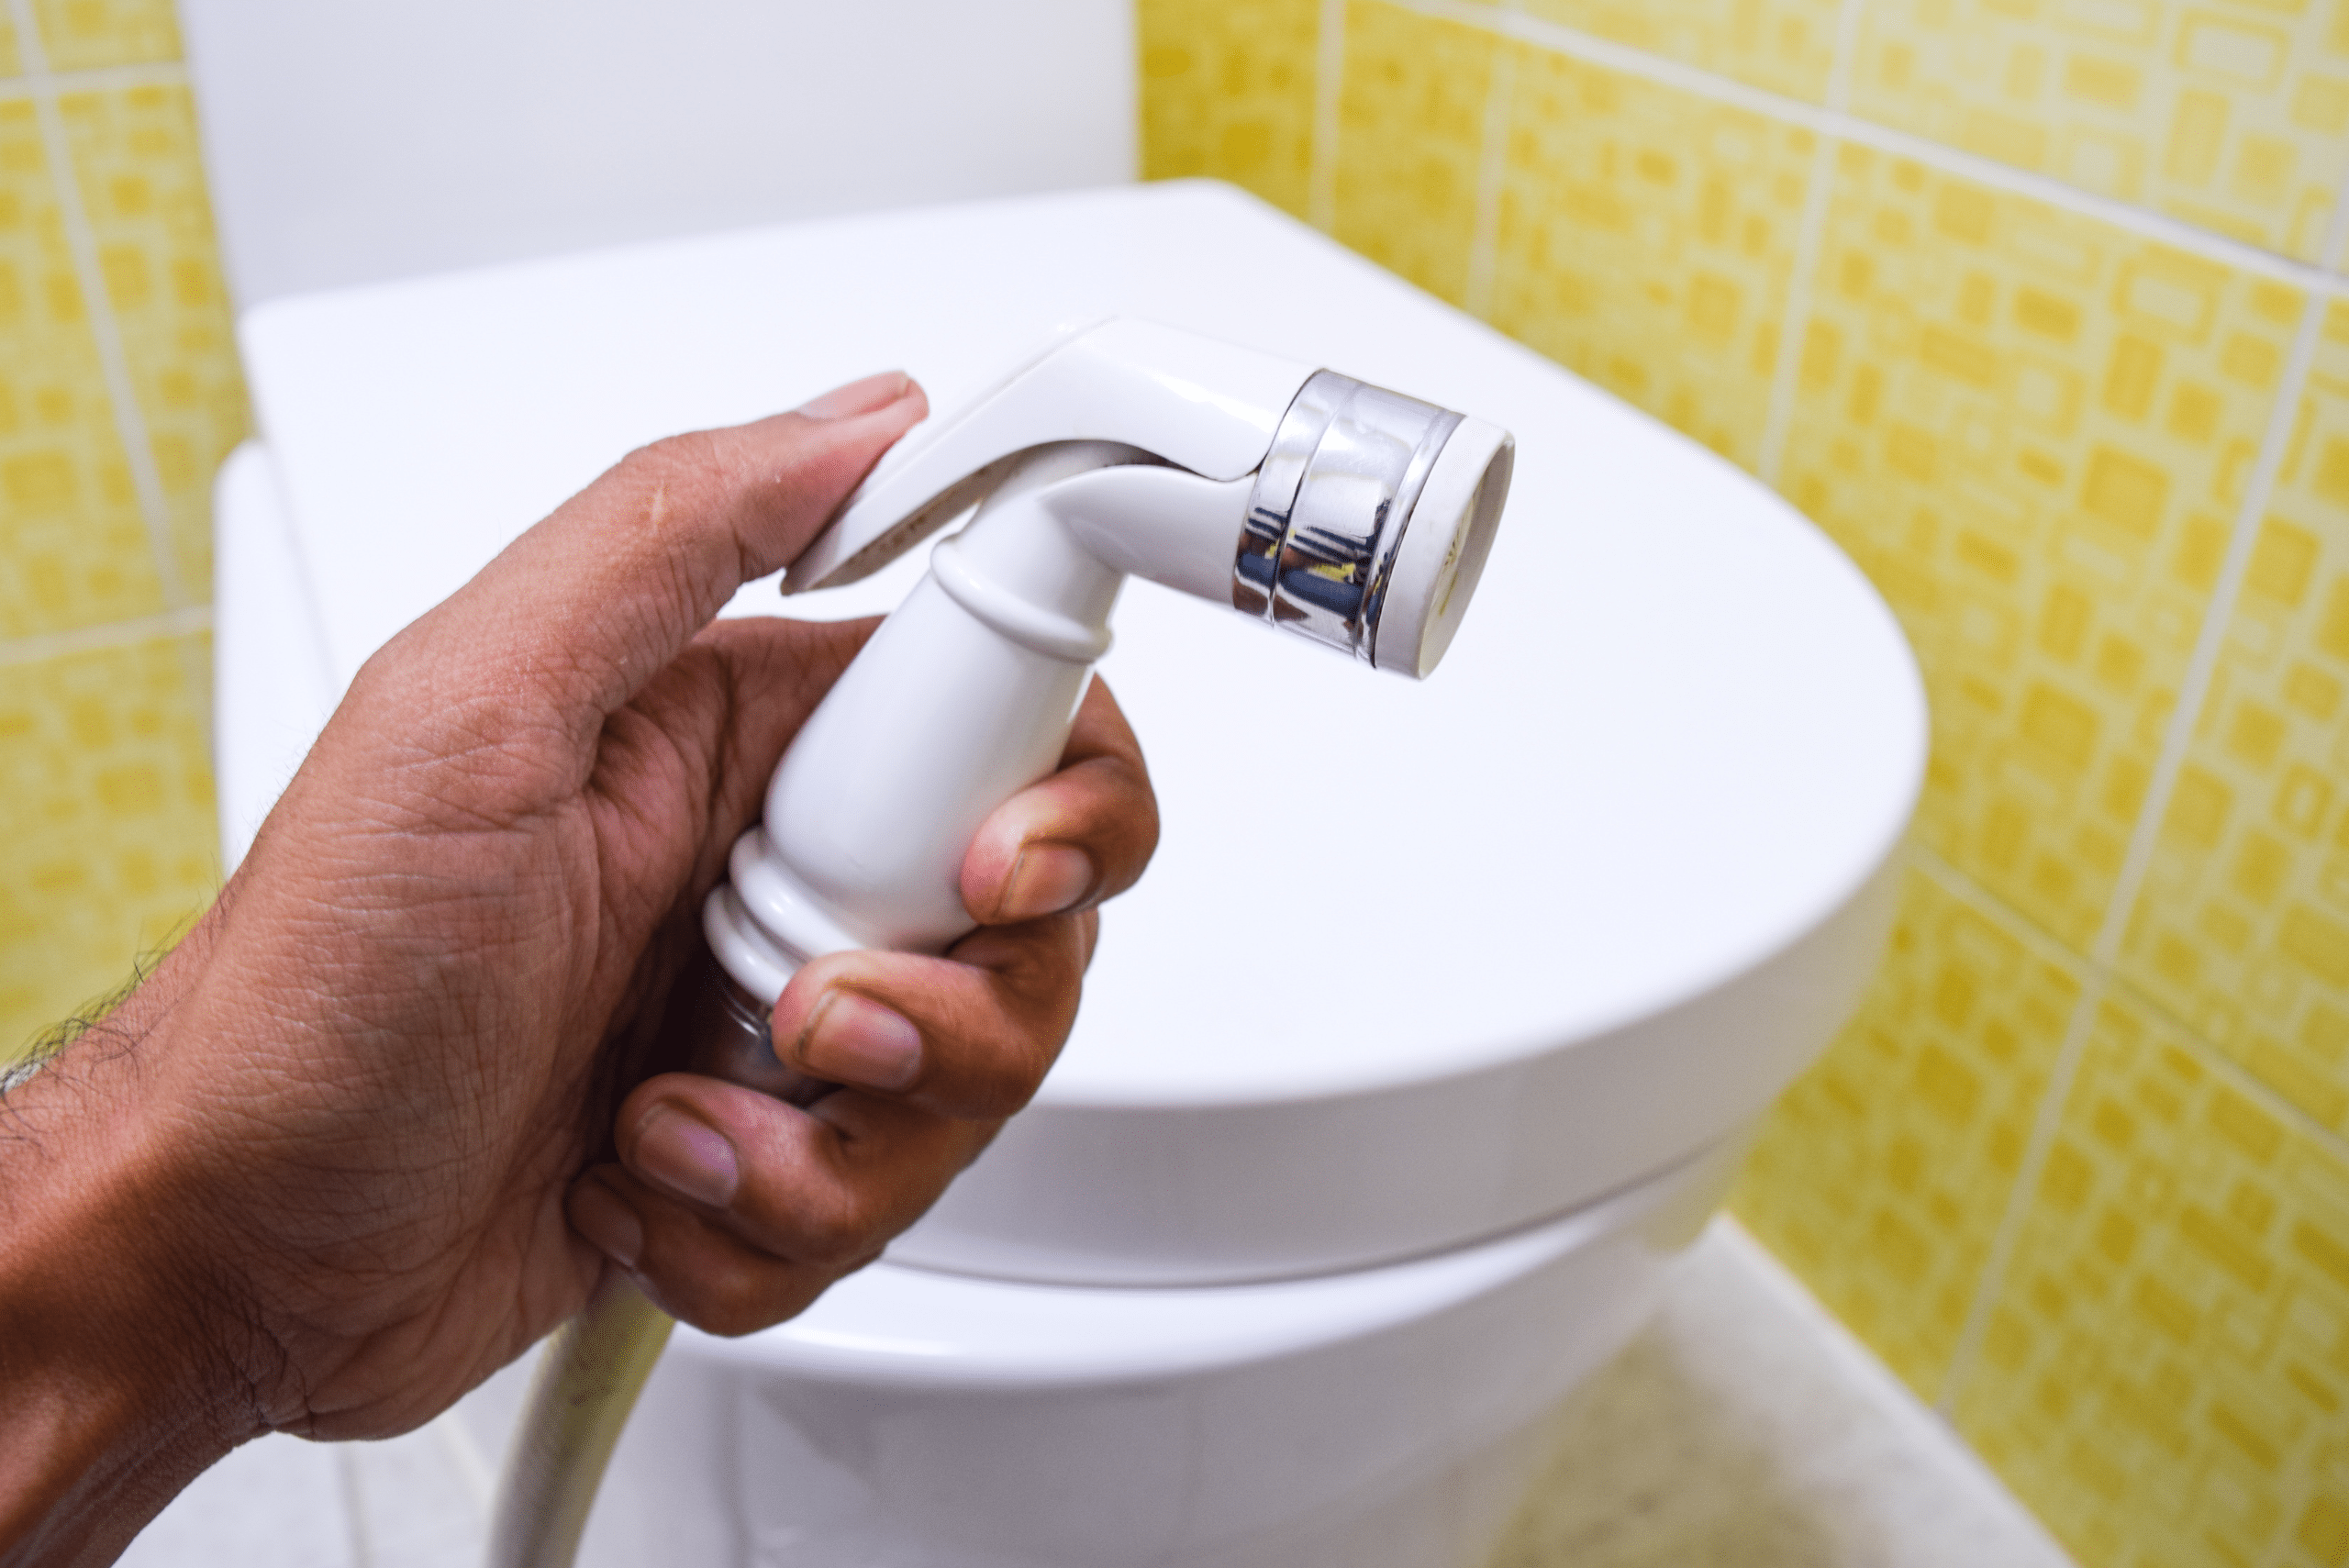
xmin=960 ymin=677 xmax=1159 ymax=925
xmin=563 ymin=904 xmax=1090 ymax=1337
xmin=769 ymin=915 xmax=1088 ymax=1119
xmin=565 ymin=1075 xmax=997 ymax=1337
xmin=375 ymin=373 xmax=928 ymax=751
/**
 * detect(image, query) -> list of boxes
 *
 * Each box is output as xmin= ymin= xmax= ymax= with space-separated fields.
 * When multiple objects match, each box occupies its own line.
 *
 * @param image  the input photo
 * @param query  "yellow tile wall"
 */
xmin=0 ymin=0 xmax=238 ymax=1060
xmin=1489 ymin=44 xmax=1814 ymax=466
xmin=1735 ymin=862 xmax=2083 ymax=1396
xmin=1331 ymin=0 xmax=1496 ymax=304
xmin=2126 ymin=303 xmax=2349 ymax=1142
xmin=1141 ymin=0 xmax=1320 ymax=217
xmin=1852 ymin=0 xmax=2349 ymax=262
xmin=1779 ymin=150 xmax=2298 ymax=950
xmin=1144 ymin=0 xmax=2349 ymax=1562
xmin=1520 ymin=0 xmax=1844 ymax=104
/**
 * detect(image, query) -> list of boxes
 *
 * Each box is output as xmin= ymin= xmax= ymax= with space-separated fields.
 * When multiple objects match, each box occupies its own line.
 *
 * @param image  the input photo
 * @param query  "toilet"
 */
xmin=188 ymin=8 xmax=1927 ymax=1566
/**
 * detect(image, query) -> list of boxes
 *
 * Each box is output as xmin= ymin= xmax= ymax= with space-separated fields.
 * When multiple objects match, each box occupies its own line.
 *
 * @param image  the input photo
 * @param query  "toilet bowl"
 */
xmin=209 ymin=183 xmax=1926 ymax=1565
xmin=577 ymin=1139 xmax=1741 ymax=1568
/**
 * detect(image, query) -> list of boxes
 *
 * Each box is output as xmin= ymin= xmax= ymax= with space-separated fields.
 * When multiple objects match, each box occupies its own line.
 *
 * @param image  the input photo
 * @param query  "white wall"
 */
xmin=179 ymin=0 xmax=1135 ymax=307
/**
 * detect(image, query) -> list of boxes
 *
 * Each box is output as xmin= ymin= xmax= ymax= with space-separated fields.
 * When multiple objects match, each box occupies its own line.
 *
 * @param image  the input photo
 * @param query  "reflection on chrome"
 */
xmin=1233 ymin=369 xmax=1464 ymax=665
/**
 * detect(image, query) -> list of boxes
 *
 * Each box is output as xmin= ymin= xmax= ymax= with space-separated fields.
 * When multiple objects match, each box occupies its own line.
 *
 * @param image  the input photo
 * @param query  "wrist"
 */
xmin=0 ymin=929 xmax=264 ymax=1565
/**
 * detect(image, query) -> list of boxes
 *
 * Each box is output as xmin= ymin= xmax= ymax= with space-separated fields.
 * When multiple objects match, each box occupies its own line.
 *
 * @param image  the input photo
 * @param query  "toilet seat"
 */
xmin=218 ymin=182 xmax=1924 ymax=1290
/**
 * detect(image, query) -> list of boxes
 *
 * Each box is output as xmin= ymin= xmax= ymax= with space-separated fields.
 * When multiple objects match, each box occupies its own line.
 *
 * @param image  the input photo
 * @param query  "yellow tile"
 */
xmin=2121 ymin=301 xmax=2349 ymax=1139
xmin=1331 ymin=0 xmax=1494 ymax=305
xmin=1140 ymin=0 xmax=1320 ymax=218
xmin=1732 ymin=862 xmax=2084 ymax=1398
xmin=1853 ymin=0 xmax=2349 ymax=263
xmin=1778 ymin=149 xmax=2297 ymax=949
xmin=1953 ymin=991 xmax=2349 ymax=1568
xmin=0 ymin=630 xmax=217 ymax=1062
xmin=0 ymin=95 xmax=167 ymax=639
xmin=30 ymin=0 xmax=180 ymax=72
xmin=58 ymin=83 xmax=250 ymax=605
xmin=0 ymin=12 xmax=22 ymax=78
xmin=1518 ymin=0 xmax=1842 ymax=104
xmin=1487 ymin=44 xmax=1813 ymax=470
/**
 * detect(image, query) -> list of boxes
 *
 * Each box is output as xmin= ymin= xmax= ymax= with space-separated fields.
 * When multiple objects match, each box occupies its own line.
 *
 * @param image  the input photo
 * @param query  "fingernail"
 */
xmin=798 ymin=990 xmax=923 ymax=1090
xmin=569 ymin=1177 xmax=643 ymax=1270
xmin=796 ymin=371 xmax=912 ymax=420
xmin=632 ymin=1104 xmax=740 ymax=1208
xmin=1002 ymin=842 xmax=1096 ymax=920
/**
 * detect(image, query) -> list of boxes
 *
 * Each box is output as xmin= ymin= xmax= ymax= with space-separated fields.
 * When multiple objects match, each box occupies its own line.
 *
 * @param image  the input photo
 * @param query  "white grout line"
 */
xmin=2087 ymin=191 xmax=2349 ymax=974
xmin=1371 ymin=0 xmax=2349 ymax=295
xmin=1308 ymin=0 xmax=1348 ymax=232
xmin=1461 ymin=39 xmax=1516 ymax=319
xmin=6 ymin=0 xmax=192 ymax=617
xmin=0 ymin=603 xmax=211 ymax=669
xmin=1753 ymin=0 xmax=1866 ymax=484
xmin=0 ymin=57 xmax=185 ymax=96
xmin=1755 ymin=140 xmax=1839 ymax=485
xmin=1932 ymin=968 xmax=2108 ymax=1416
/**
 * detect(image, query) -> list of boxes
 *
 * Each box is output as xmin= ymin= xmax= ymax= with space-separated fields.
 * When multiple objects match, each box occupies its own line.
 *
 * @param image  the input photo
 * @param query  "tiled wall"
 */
xmin=0 ymin=0 xmax=241 ymax=1055
xmin=1141 ymin=0 xmax=2349 ymax=1562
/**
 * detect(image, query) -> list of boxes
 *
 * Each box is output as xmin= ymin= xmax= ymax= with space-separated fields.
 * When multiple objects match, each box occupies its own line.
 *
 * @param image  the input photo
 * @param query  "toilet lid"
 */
xmin=240 ymin=183 xmax=1924 ymax=1285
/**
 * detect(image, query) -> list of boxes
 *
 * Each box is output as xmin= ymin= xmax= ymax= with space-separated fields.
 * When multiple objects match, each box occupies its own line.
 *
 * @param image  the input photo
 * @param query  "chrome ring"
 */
xmin=1234 ymin=371 xmax=1462 ymax=662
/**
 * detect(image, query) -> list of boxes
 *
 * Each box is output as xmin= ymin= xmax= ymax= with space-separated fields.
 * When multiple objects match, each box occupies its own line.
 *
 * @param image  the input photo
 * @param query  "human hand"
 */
xmin=0 ymin=373 xmax=1158 ymax=1562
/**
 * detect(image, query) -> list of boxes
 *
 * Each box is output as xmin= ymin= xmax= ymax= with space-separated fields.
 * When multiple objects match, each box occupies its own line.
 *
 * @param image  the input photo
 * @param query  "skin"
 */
xmin=0 ymin=373 xmax=1160 ymax=1566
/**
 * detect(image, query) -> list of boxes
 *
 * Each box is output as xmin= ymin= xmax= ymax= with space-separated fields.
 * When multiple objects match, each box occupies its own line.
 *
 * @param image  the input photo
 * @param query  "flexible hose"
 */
xmin=487 ymin=960 xmax=827 ymax=1567
xmin=484 ymin=1274 xmax=674 ymax=1568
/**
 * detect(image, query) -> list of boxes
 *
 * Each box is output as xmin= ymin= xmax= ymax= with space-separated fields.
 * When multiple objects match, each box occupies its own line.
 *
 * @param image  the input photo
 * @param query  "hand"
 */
xmin=0 ymin=373 xmax=1159 ymax=1563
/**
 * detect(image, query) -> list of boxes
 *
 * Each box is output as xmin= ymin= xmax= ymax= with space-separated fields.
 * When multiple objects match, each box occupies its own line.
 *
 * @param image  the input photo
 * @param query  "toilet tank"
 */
xmin=175 ymin=0 xmax=1135 ymax=308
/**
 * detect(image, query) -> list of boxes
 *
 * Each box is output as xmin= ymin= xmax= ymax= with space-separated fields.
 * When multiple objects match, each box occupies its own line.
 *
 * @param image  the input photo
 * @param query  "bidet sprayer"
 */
xmin=487 ymin=318 xmax=1514 ymax=1568
xmin=700 ymin=317 xmax=1515 ymax=1030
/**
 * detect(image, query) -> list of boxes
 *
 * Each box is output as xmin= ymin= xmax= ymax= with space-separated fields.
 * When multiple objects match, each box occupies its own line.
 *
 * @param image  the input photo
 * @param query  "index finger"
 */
xmin=383 ymin=373 xmax=928 ymax=751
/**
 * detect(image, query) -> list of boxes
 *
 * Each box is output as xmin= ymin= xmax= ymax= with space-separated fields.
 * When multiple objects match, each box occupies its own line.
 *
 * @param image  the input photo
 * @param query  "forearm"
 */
xmin=0 ymin=939 xmax=260 ymax=1567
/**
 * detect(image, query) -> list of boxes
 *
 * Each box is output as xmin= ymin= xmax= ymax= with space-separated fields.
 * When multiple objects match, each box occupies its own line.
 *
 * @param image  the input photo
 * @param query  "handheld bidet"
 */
xmin=485 ymin=318 xmax=1515 ymax=1568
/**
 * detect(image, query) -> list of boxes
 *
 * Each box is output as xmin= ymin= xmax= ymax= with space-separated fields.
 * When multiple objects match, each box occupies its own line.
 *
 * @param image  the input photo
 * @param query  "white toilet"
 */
xmin=189 ymin=7 xmax=1927 ymax=1565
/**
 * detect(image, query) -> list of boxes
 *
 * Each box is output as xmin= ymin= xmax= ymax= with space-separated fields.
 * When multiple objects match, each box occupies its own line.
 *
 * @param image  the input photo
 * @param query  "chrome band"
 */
xmin=1233 ymin=370 xmax=1463 ymax=662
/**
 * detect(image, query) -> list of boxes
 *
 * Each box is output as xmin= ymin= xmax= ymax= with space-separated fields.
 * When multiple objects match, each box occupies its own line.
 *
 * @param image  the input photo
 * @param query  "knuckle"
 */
xmin=959 ymin=1045 xmax=1052 ymax=1120
xmin=618 ymin=430 xmax=716 ymax=482
xmin=791 ymin=1190 xmax=887 ymax=1269
xmin=673 ymin=1255 xmax=789 ymax=1339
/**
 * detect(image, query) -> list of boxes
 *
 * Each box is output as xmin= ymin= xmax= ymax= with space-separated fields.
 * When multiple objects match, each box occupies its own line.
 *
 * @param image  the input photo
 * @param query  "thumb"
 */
xmin=385 ymin=372 xmax=927 ymax=749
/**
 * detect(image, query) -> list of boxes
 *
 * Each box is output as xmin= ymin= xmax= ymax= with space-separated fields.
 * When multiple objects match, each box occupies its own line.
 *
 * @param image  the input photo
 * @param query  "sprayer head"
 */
xmin=787 ymin=318 xmax=1513 ymax=678
xmin=1234 ymin=371 xmax=1511 ymax=678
